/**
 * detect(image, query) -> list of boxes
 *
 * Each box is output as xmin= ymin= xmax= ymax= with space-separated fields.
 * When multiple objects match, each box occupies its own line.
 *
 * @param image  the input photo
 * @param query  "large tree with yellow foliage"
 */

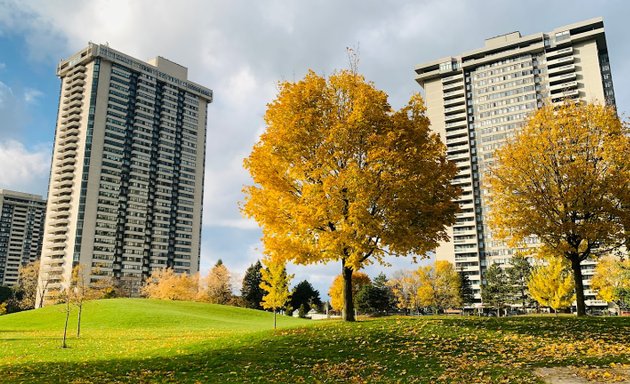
xmin=488 ymin=102 xmax=630 ymax=316
xmin=416 ymin=261 xmax=462 ymax=313
xmin=242 ymin=70 xmax=460 ymax=321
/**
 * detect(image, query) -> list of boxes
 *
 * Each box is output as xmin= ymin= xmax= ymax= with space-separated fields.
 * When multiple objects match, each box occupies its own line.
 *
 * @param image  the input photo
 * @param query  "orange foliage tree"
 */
xmin=197 ymin=260 xmax=232 ymax=304
xmin=141 ymin=268 xmax=198 ymax=301
xmin=488 ymin=102 xmax=629 ymax=316
xmin=242 ymin=70 xmax=460 ymax=321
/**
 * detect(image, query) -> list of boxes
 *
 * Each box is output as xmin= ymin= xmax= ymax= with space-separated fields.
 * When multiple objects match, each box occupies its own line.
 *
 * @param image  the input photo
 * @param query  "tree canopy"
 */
xmin=242 ymin=69 xmax=460 ymax=321
xmin=355 ymin=273 xmax=396 ymax=315
xmin=590 ymin=256 xmax=630 ymax=310
xmin=328 ymin=271 xmax=371 ymax=313
xmin=528 ymin=257 xmax=575 ymax=313
xmin=290 ymin=280 xmax=322 ymax=315
xmin=416 ymin=261 xmax=462 ymax=313
xmin=487 ymin=101 xmax=630 ymax=316
xmin=260 ymin=257 xmax=293 ymax=328
xmin=481 ymin=264 xmax=511 ymax=316
xmin=198 ymin=260 xmax=233 ymax=305
xmin=241 ymin=260 xmax=264 ymax=309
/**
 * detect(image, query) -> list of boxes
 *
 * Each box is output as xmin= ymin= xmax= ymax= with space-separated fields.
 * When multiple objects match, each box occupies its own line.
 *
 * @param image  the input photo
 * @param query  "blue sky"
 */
xmin=1 ymin=0 xmax=629 ymax=299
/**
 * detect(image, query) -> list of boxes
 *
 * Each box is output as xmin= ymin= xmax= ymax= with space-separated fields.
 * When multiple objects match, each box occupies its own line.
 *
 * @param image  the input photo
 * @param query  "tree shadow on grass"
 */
xmin=0 ymin=326 xmax=444 ymax=384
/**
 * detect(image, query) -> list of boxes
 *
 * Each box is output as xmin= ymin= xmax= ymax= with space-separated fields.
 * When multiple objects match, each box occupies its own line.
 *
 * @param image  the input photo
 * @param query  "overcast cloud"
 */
xmin=0 ymin=0 xmax=628 ymax=297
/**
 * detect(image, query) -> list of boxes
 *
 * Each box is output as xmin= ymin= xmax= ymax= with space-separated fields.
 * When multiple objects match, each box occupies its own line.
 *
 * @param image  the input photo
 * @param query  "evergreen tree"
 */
xmin=290 ymin=280 xmax=321 ymax=316
xmin=241 ymin=260 xmax=264 ymax=309
xmin=506 ymin=253 xmax=532 ymax=309
xmin=481 ymin=264 xmax=510 ymax=316
xmin=355 ymin=273 xmax=396 ymax=315
xmin=458 ymin=272 xmax=475 ymax=308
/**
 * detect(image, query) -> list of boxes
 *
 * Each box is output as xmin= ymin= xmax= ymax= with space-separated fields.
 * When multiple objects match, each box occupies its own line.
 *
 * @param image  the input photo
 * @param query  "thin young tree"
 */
xmin=60 ymin=286 xmax=72 ymax=349
xmin=260 ymin=257 xmax=293 ymax=329
xmin=71 ymin=266 xmax=88 ymax=338
xmin=242 ymin=70 xmax=460 ymax=321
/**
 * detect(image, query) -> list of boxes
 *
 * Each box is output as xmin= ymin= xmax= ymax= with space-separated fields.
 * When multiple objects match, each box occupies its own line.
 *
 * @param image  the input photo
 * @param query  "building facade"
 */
xmin=415 ymin=18 xmax=615 ymax=305
xmin=0 ymin=189 xmax=46 ymax=286
xmin=38 ymin=44 xmax=212 ymax=303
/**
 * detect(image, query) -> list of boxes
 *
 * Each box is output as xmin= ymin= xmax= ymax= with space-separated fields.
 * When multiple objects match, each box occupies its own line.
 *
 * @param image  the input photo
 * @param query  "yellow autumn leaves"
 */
xmin=488 ymin=101 xmax=630 ymax=315
xmin=242 ymin=70 xmax=461 ymax=319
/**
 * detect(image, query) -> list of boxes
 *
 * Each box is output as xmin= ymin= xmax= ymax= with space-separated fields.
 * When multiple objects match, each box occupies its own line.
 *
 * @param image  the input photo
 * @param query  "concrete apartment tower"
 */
xmin=415 ymin=18 xmax=615 ymax=306
xmin=37 ymin=44 xmax=212 ymax=304
xmin=0 ymin=190 xmax=46 ymax=286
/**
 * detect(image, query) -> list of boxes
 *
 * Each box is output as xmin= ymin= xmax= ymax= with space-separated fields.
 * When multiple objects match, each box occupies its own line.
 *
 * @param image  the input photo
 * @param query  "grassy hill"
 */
xmin=1 ymin=299 xmax=629 ymax=383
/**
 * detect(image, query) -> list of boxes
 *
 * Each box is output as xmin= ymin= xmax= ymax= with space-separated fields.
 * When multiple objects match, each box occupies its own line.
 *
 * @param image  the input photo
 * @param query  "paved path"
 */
xmin=536 ymin=367 xmax=630 ymax=384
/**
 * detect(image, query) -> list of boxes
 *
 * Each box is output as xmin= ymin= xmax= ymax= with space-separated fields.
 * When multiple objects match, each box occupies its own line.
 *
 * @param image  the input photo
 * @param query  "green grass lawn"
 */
xmin=1 ymin=299 xmax=629 ymax=383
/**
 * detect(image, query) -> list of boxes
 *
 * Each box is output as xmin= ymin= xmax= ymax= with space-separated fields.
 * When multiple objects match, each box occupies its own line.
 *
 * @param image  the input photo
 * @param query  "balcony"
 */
xmin=547 ymin=55 xmax=574 ymax=68
xmin=441 ymin=73 xmax=464 ymax=84
xmin=442 ymin=82 xmax=463 ymax=92
xmin=448 ymin=151 xmax=470 ymax=161
xmin=549 ymin=80 xmax=578 ymax=92
xmin=552 ymin=89 xmax=579 ymax=102
xmin=444 ymin=112 xmax=467 ymax=122
xmin=445 ymin=120 xmax=467 ymax=132
xmin=548 ymin=64 xmax=575 ymax=76
xmin=549 ymin=72 xmax=577 ymax=85
xmin=443 ymin=96 xmax=465 ymax=108
xmin=546 ymin=47 xmax=573 ymax=60
xmin=443 ymin=88 xmax=465 ymax=99
xmin=444 ymin=104 xmax=466 ymax=114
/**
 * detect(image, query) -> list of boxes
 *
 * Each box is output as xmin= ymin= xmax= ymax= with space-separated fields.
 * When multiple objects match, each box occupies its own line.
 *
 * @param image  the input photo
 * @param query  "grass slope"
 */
xmin=1 ymin=299 xmax=629 ymax=383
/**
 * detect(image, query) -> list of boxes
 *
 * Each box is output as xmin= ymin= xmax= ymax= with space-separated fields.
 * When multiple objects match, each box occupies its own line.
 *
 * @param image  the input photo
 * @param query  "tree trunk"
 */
xmin=62 ymin=302 xmax=70 ymax=348
xmin=342 ymin=263 xmax=355 ymax=322
xmin=77 ymin=304 xmax=82 ymax=338
xmin=570 ymin=256 xmax=586 ymax=316
xmin=273 ymin=309 xmax=277 ymax=329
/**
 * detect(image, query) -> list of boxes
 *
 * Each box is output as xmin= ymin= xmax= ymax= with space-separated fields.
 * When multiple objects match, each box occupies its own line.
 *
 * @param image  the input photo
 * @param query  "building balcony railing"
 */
xmin=547 ymin=55 xmax=574 ymax=68
xmin=546 ymin=46 xmax=573 ymax=60
xmin=548 ymin=63 xmax=575 ymax=76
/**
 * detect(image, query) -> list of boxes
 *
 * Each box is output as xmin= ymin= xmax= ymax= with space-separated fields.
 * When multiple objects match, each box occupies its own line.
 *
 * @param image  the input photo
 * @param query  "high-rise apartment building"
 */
xmin=38 ymin=43 xmax=212 ymax=303
xmin=0 ymin=189 xmax=46 ymax=286
xmin=415 ymin=18 xmax=615 ymax=305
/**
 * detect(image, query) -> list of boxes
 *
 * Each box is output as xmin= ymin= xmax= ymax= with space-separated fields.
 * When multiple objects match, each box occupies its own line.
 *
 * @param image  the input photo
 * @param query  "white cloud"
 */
xmin=0 ymin=140 xmax=51 ymax=195
xmin=0 ymin=62 xmax=6 ymax=71
xmin=3 ymin=0 xmax=630 ymax=292
xmin=0 ymin=81 xmax=13 ymax=106
xmin=23 ymin=87 xmax=43 ymax=104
